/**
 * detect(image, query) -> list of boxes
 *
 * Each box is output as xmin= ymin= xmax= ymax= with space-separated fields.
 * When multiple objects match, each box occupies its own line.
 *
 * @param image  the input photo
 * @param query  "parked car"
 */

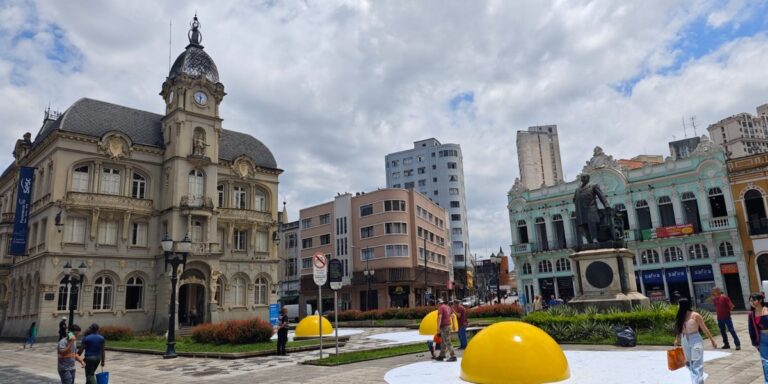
xmin=461 ymin=296 xmax=478 ymax=307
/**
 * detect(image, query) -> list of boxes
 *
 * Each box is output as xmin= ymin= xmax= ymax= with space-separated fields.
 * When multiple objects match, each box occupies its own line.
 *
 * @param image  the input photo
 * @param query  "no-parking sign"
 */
xmin=313 ymin=252 xmax=328 ymax=286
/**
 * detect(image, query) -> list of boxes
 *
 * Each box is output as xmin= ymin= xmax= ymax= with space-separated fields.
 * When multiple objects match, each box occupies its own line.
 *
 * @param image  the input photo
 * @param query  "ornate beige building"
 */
xmin=0 ymin=16 xmax=282 ymax=338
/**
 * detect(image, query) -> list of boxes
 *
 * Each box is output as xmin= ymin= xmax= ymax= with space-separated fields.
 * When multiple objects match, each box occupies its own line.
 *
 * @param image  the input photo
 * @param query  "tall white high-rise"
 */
xmin=707 ymin=103 xmax=768 ymax=158
xmin=385 ymin=139 xmax=470 ymax=276
xmin=516 ymin=125 xmax=564 ymax=190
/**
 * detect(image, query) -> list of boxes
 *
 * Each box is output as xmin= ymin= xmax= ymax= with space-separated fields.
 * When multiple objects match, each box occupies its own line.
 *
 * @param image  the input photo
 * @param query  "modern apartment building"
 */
xmin=708 ymin=103 xmax=768 ymax=158
xmin=384 ymin=139 xmax=470 ymax=294
xmin=516 ymin=125 xmax=564 ymax=190
xmin=297 ymin=189 xmax=453 ymax=312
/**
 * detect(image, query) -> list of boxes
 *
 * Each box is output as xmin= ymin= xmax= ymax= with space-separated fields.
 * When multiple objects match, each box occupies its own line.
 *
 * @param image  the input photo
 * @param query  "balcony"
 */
xmin=704 ymin=216 xmax=736 ymax=232
xmin=66 ymin=192 xmax=153 ymax=214
xmin=189 ymin=242 xmax=223 ymax=255
xmin=218 ymin=208 xmax=273 ymax=224
xmin=180 ymin=195 xmax=214 ymax=209
xmin=511 ymin=243 xmax=532 ymax=255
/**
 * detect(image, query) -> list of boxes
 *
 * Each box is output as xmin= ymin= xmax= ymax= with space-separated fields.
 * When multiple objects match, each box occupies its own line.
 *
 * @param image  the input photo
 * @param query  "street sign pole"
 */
xmin=319 ymin=285 xmax=323 ymax=359
xmin=327 ymin=258 xmax=343 ymax=357
xmin=334 ymin=290 xmax=339 ymax=355
xmin=312 ymin=252 xmax=328 ymax=360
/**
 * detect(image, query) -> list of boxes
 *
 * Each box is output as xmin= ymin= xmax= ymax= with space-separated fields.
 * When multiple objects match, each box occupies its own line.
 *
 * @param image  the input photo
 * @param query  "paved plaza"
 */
xmin=1 ymin=317 xmax=766 ymax=384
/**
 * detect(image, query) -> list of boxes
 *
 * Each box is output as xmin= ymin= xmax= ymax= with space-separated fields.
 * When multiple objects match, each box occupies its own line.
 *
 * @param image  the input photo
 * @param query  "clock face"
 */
xmin=194 ymin=91 xmax=208 ymax=105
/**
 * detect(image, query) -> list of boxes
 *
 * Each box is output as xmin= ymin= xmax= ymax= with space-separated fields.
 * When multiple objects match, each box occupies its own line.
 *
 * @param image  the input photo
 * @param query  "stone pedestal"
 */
xmin=569 ymin=248 xmax=649 ymax=311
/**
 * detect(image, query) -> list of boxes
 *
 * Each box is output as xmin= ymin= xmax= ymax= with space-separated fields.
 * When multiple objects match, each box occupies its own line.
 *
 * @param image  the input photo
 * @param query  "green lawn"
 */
xmin=306 ymin=343 xmax=427 ymax=366
xmin=109 ymin=338 xmax=320 ymax=353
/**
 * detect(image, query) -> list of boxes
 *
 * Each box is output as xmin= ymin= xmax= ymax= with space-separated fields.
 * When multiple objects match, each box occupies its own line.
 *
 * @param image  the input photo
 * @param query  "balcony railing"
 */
xmin=704 ymin=216 xmax=736 ymax=231
xmin=66 ymin=192 xmax=154 ymax=213
xmin=218 ymin=208 xmax=273 ymax=223
xmin=181 ymin=195 xmax=214 ymax=209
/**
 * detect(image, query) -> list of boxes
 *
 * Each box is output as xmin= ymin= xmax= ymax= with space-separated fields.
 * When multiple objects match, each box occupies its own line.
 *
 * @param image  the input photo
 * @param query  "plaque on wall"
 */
xmin=44 ymin=293 xmax=55 ymax=301
xmin=585 ymin=261 xmax=613 ymax=289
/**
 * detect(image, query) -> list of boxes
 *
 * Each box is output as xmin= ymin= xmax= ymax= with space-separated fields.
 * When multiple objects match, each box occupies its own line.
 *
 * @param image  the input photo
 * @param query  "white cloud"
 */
xmin=1 ymin=0 xmax=767 ymax=263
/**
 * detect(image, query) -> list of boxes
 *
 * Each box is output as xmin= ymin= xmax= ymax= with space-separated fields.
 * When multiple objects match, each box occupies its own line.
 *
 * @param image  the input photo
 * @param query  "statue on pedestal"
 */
xmin=573 ymin=174 xmax=624 ymax=250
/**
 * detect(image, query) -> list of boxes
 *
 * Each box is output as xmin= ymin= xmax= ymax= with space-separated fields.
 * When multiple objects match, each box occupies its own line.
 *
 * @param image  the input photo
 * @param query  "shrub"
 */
xmin=191 ymin=317 xmax=274 ymax=345
xmin=332 ymin=306 xmax=436 ymax=321
xmin=99 ymin=326 xmax=134 ymax=341
xmin=467 ymin=304 xmax=524 ymax=318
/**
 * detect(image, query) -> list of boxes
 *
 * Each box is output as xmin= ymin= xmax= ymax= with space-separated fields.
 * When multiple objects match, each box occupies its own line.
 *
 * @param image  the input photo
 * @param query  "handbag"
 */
xmin=96 ymin=367 xmax=109 ymax=384
xmin=667 ymin=347 xmax=686 ymax=371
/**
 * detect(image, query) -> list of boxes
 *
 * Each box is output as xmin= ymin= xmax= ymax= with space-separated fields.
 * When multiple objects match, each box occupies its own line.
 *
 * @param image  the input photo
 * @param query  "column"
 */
xmin=624 ymin=198 xmax=638 ymax=236
xmin=562 ymin=212 xmax=575 ymax=248
xmin=648 ymin=195 xmax=661 ymax=229
xmin=124 ymin=166 xmax=133 ymax=197
xmin=93 ymin=161 xmax=102 ymax=193
xmin=526 ymin=217 xmax=535 ymax=245
xmin=544 ymin=215 xmax=555 ymax=250
xmin=697 ymin=183 xmax=711 ymax=222
xmin=671 ymin=190 xmax=684 ymax=225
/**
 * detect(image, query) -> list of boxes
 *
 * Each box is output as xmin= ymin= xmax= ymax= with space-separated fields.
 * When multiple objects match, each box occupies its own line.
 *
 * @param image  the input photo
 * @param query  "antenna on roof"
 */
xmin=168 ymin=19 xmax=172 ymax=71
xmin=681 ymin=116 xmax=688 ymax=138
xmin=690 ymin=116 xmax=698 ymax=136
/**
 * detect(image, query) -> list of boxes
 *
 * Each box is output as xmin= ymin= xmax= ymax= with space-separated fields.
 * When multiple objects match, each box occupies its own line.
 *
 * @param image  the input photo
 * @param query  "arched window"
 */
xmin=681 ymin=191 xmax=702 ymax=233
xmin=708 ymin=187 xmax=728 ymax=218
xmin=522 ymin=263 xmax=532 ymax=275
xmin=517 ymin=220 xmax=529 ymax=244
xmin=663 ymin=247 xmax=684 ymax=262
xmin=641 ymin=249 xmax=660 ymax=264
xmin=25 ymin=277 xmax=36 ymax=315
xmin=535 ymin=217 xmax=549 ymax=251
xmin=255 ymin=277 xmax=268 ymax=305
xmin=72 ymin=165 xmax=90 ymax=192
xmin=125 ymin=276 xmax=144 ymax=310
xmin=555 ymin=258 xmax=571 ymax=272
xmin=131 ymin=173 xmax=147 ymax=199
xmin=92 ymin=276 xmax=114 ymax=310
xmin=537 ymin=260 xmax=553 ymax=273
xmin=254 ymin=189 xmax=267 ymax=211
xmin=745 ymin=189 xmax=768 ymax=235
xmin=188 ymin=169 xmax=204 ymax=206
xmin=57 ymin=277 xmax=78 ymax=311
xmin=217 ymin=184 xmax=225 ymax=208
xmin=232 ymin=276 xmax=246 ymax=307
xmin=688 ymin=244 xmax=709 ymax=260
xmin=552 ymin=214 xmax=567 ymax=249
xmin=214 ymin=277 xmax=224 ymax=306
xmin=657 ymin=196 xmax=675 ymax=227
xmin=614 ymin=203 xmax=629 ymax=230
xmin=635 ymin=200 xmax=652 ymax=230
xmin=100 ymin=167 xmax=121 ymax=195
xmin=719 ymin=241 xmax=735 ymax=257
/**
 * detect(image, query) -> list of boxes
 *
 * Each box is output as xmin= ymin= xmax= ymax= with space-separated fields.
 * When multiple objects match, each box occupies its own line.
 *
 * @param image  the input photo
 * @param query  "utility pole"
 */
xmin=424 ymin=236 xmax=428 ymax=306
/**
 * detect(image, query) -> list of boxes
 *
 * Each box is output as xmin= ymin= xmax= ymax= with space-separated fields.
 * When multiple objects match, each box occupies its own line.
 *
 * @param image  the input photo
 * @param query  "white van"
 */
xmin=283 ymin=304 xmax=312 ymax=323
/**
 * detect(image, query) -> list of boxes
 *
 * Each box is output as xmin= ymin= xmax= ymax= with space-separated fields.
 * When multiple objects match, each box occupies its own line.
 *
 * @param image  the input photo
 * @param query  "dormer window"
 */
xmin=72 ymin=166 xmax=90 ymax=192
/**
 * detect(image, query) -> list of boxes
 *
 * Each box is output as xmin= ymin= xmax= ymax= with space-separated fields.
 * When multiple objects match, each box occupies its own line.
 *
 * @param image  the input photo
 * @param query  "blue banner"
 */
xmin=642 ymin=270 xmax=663 ymax=285
xmin=269 ymin=303 xmax=280 ymax=326
xmin=665 ymin=267 xmax=688 ymax=284
xmin=690 ymin=265 xmax=714 ymax=282
xmin=10 ymin=167 xmax=34 ymax=256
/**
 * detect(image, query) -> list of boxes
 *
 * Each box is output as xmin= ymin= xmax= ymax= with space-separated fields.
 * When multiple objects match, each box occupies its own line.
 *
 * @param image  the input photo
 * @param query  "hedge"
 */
xmin=191 ymin=317 xmax=274 ymax=345
xmin=98 ymin=326 xmax=133 ymax=341
xmin=330 ymin=303 xmax=524 ymax=321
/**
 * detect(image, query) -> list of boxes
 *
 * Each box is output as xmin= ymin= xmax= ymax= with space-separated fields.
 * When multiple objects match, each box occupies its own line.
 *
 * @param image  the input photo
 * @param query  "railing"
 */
xmin=180 ymin=195 xmax=214 ymax=209
xmin=67 ymin=192 xmax=154 ymax=212
xmin=218 ymin=208 xmax=273 ymax=223
xmin=511 ymin=243 xmax=532 ymax=255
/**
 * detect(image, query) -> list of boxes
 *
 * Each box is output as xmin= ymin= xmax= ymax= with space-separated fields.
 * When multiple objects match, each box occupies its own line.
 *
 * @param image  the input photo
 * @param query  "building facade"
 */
xmin=516 ymin=125 xmax=564 ymax=190
xmin=726 ymin=152 xmax=768 ymax=292
xmin=384 ymin=139 xmax=470 ymax=293
xmin=277 ymin=217 xmax=300 ymax=306
xmin=0 ymin=16 xmax=282 ymax=337
xmin=297 ymin=189 xmax=453 ymax=312
xmin=508 ymin=141 xmax=749 ymax=310
xmin=708 ymin=103 xmax=768 ymax=158
xmin=473 ymin=249 xmax=511 ymax=303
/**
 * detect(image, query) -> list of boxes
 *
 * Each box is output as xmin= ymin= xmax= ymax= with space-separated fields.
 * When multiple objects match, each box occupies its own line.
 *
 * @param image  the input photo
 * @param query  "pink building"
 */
xmin=298 ymin=189 xmax=453 ymax=312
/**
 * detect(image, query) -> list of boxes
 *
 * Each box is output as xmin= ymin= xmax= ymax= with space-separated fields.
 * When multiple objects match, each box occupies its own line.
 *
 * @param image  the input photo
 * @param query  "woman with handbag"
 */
xmin=748 ymin=292 xmax=768 ymax=382
xmin=674 ymin=298 xmax=716 ymax=384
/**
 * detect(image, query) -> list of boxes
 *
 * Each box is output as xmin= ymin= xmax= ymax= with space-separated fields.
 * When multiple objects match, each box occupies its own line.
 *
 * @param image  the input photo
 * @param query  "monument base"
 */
xmin=569 ymin=248 xmax=650 ymax=311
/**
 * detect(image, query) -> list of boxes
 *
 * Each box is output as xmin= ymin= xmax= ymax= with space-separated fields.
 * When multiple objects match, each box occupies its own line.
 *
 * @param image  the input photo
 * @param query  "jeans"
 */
xmin=437 ymin=325 xmax=455 ymax=358
xmin=58 ymin=369 xmax=76 ymax=384
xmin=84 ymin=356 xmax=101 ymax=384
xmin=458 ymin=326 xmax=467 ymax=348
xmin=759 ymin=331 xmax=768 ymax=383
xmin=276 ymin=329 xmax=288 ymax=355
xmin=25 ymin=335 xmax=35 ymax=347
xmin=717 ymin=317 xmax=740 ymax=347
xmin=682 ymin=332 xmax=704 ymax=384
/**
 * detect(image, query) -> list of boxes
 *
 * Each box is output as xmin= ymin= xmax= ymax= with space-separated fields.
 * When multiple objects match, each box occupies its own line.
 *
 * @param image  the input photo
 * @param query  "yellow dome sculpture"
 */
xmin=418 ymin=310 xmax=458 ymax=335
xmin=460 ymin=321 xmax=569 ymax=384
xmin=294 ymin=314 xmax=334 ymax=337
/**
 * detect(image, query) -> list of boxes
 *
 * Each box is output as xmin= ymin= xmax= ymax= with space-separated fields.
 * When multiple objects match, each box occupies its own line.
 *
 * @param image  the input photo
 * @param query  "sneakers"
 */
xmin=736 ymin=346 xmax=741 ymax=350
xmin=434 ymin=356 xmax=445 ymax=361
xmin=721 ymin=345 xmax=730 ymax=350
xmin=446 ymin=356 xmax=457 ymax=362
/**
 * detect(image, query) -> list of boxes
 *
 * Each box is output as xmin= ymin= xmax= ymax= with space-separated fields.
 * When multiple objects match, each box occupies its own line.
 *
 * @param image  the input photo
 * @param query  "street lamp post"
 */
xmin=62 ymin=261 xmax=87 ymax=328
xmin=363 ymin=255 xmax=374 ymax=311
xmin=162 ymin=233 xmax=191 ymax=359
xmin=490 ymin=255 xmax=502 ymax=305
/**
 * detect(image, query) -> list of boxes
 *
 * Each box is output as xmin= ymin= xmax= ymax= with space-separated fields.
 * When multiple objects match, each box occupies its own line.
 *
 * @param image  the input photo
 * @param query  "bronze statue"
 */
xmin=573 ymin=174 xmax=609 ymax=247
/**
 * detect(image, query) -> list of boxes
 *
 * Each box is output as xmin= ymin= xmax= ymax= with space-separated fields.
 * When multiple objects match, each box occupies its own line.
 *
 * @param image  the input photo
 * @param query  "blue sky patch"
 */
xmin=449 ymin=91 xmax=474 ymax=111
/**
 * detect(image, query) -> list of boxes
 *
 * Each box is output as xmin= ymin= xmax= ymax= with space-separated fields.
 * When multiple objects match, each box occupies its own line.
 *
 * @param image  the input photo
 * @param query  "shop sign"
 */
xmin=665 ymin=267 xmax=688 ymax=283
xmin=690 ymin=265 xmax=714 ymax=282
xmin=641 ymin=270 xmax=663 ymax=285
xmin=720 ymin=263 xmax=739 ymax=275
xmin=642 ymin=224 xmax=695 ymax=240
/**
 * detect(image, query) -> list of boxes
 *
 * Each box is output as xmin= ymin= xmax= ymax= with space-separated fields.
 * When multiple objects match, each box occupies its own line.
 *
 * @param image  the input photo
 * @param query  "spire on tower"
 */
xmin=187 ymin=14 xmax=203 ymax=48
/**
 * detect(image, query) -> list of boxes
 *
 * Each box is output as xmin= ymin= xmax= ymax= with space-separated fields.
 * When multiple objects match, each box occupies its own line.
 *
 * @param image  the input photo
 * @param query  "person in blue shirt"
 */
xmin=79 ymin=323 xmax=105 ymax=384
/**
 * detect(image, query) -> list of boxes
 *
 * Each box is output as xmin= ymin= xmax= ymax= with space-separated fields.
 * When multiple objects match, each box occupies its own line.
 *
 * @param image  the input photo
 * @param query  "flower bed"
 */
xmin=191 ymin=317 xmax=274 ymax=345
xmin=331 ymin=303 xmax=524 ymax=321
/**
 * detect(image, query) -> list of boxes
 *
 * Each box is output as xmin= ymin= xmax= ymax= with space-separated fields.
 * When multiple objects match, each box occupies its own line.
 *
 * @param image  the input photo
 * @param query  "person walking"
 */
xmin=435 ymin=299 xmax=456 ymax=362
xmin=276 ymin=306 xmax=289 ymax=356
xmin=57 ymin=324 xmax=84 ymax=384
xmin=712 ymin=287 xmax=740 ymax=350
xmin=533 ymin=295 xmax=542 ymax=311
xmin=452 ymin=300 xmax=468 ymax=349
xmin=24 ymin=322 xmax=37 ymax=349
xmin=674 ymin=298 xmax=717 ymax=384
xmin=80 ymin=324 xmax=105 ymax=384
xmin=58 ymin=318 xmax=67 ymax=341
xmin=748 ymin=292 xmax=768 ymax=382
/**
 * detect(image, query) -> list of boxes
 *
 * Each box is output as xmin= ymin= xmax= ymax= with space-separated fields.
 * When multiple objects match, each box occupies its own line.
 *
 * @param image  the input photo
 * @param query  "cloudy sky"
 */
xmin=1 ymin=1 xmax=768 ymax=265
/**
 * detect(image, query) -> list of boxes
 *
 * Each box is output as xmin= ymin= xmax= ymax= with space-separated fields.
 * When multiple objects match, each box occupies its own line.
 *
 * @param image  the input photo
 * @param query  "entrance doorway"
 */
xmin=721 ymin=262 xmax=745 ymax=310
xmin=179 ymin=284 xmax=206 ymax=326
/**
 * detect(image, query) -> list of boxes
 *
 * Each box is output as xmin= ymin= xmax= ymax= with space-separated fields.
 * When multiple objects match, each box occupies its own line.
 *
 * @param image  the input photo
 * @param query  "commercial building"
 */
xmin=516 ymin=125 xmax=564 ymax=190
xmin=385 ymin=139 xmax=470 ymax=293
xmin=708 ymin=103 xmax=768 ymax=158
xmin=277 ymin=208 xmax=301 ymax=306
xmin=0 ymin=16 xmax=281 ymax=337
xmin=508 ymin=141 xmax=748 ymax=310
xmin=473 ymin=248 xmax=512 ymax=303
xmin=297 ymin=188 xmax=452 ymax=312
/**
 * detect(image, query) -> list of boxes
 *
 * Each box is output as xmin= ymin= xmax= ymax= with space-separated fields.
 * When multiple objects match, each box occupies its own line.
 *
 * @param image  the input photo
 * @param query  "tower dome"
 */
xmin=168 ymin=15 xmax=220 ymax=83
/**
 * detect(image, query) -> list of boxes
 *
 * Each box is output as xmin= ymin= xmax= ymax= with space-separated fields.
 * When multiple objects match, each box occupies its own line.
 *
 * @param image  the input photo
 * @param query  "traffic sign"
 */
xmin=313 ymin=252 xmax=328 ymax=286
xmin=328 ymin=259 xmax=343 ymax=290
